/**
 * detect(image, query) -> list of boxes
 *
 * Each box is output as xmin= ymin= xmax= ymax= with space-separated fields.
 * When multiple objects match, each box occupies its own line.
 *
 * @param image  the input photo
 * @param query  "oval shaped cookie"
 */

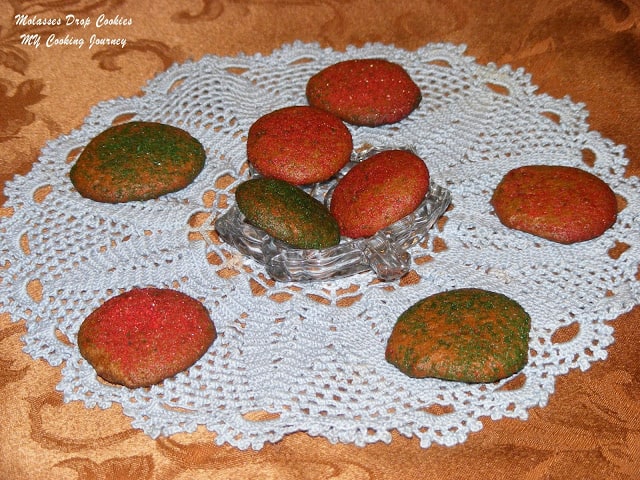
xmin=329 ymin=149 xmax=430 ymax=238
xmin=385 ymin=288 xmax=530 ymax=383
xmin=306 ymin=58 xmax=422 ymax=126
xmin=491 ymin=165 xmax=617 ymax=244
xmin=70 ymin=121 xmax=206 ymax=203
xmin=247 ymin=106 xmax=353 ymax=185
xmin=236 ymin=177 xmax=340 ymax=249
xmin=77 ymin=287 xmax=216 ymax=388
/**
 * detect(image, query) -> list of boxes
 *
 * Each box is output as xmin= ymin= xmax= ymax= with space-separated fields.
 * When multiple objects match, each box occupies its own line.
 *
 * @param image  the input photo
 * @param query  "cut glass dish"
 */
xmin=216 ymin=147 xmax=452 ymax=282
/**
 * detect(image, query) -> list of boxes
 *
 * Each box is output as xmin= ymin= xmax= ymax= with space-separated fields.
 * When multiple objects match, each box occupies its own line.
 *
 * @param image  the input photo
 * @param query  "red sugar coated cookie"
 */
xmin=306 ymin=58 xmax=422 ymax=126
xmin=77 ymin=288 xmax=216 ymax=388
xmin=330 ymin=149 xmax=430 ymax=238
xmin=246 ymin=105 xmax=353 ymax=185
xmin=491 ymin=165 xmax=617 ymax=244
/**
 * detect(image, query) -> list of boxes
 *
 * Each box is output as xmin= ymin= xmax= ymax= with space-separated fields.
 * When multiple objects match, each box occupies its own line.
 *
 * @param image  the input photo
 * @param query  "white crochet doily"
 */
xmin=2 ymin=42 xmax=639 ymax=450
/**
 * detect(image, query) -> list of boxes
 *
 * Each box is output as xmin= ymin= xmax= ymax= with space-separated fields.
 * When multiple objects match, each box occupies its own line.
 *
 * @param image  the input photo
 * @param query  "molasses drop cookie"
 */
xmin=77 ymin=287 xmax=216 ymax=388
xmin=246 ymin=106 xmax=353 ymax=185
xmin=70 ymin=121 xmax=206 ymax=203
xmin=329 ymin=149 xmax=430 ymax=238
xmin=236 ymin=177 xmax=341 ymax=249
xmin=386 ymin=288 xmax=530 ymax=383
xmin=491 ymin=165 xmax=617 ymax=244
xmin=306 ymin=58 xmax=421 ymax=126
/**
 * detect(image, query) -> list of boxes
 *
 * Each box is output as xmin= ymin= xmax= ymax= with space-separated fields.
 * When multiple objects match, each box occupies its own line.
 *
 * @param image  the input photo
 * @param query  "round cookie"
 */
xmin=77 ymin=287 xmax=216 ymax=388
xmin=70 ymin=121 xmax=206 ymax=203
xmin=236 ymin=177 xmax=341 ymax=249
xmin=306 ymin=58 xmax=422 ymax=126
xmin=246 ymin=106 xmax=353 ymax=185
xmin=385 ymin=288 xmax=531 ymax=383
xmin=329 ymin=149 xmax=430 ymax=238
xmin=491 ymin=165 xmax=617 ymax=244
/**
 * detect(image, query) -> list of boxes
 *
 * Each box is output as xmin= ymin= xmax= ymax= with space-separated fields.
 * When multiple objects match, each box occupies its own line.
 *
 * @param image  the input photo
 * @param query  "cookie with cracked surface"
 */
xmin=385 ymin=288 xmax=530 ymax=383
xmin=77 ymin=287 xmax=216 ymax=388
xmin=306 ymin=58 xmax=421 ymax=126
xmin=70 ymin=121 xmax=206 ymax=203
xmin=491 ymin=165 xmax=617 ymax=244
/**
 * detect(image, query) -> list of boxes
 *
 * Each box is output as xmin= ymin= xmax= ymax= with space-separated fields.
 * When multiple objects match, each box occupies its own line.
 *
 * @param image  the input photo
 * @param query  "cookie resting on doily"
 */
xmin=1 ymin=42 xmax=638 ymax=450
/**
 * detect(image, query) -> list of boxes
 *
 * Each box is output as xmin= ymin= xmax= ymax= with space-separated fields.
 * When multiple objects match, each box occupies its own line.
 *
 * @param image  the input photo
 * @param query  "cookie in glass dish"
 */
xmin=77 ymin=287 xmax=216 ymax=388
xmin=306 ymin=58 xmax=421 ymax=126
xmin=329 ymin=149 xmax=430 ymax=238
xmin=246 ymin=105 xmax=353 ymax=185
xmin=70 ymin=121 xmax=206 ymax=203
xmin=235 ymin=177 xmax=341 ymax=249
xmin=491 ymin=165 xmax=617 ymax=244
xmin=386 ymin=288 xmax=531 ymax=383
xmin=216 ymin=147 xmax=450 ymax=282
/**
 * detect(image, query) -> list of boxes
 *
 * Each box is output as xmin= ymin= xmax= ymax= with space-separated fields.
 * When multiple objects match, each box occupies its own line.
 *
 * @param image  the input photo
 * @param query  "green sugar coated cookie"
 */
xmin=386 ymin=288 xmax=531 ymax=383
xmin=236 ymin=177 xmax=341 ymax=249
xmin=70 ymin=121 xmax=206 ymax=203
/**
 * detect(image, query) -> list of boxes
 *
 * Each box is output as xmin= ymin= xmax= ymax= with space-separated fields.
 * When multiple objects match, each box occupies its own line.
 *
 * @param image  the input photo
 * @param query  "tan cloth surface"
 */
xmin=1 ymin=1 xmax=639 ymax=478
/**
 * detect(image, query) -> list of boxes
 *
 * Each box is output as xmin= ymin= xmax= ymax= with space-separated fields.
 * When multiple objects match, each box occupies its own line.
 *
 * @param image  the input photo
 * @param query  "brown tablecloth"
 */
xmin=1 ymin=1 xmax=639 ymax=478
